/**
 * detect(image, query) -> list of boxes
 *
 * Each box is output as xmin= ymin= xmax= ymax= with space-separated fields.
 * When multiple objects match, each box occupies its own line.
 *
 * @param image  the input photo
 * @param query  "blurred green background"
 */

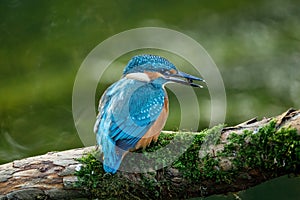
xmin=0 ymin=0 xmax=299 ymax=198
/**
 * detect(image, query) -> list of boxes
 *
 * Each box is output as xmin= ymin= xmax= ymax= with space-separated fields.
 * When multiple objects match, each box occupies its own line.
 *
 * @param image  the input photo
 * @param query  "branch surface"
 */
xmin=0 ymin=109 xmax=299 ymax=199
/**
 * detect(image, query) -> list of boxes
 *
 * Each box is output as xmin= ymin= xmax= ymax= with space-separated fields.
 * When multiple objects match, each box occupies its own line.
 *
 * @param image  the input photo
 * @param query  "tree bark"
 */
xmin=0 ymin=109 xmax=299 ymax=200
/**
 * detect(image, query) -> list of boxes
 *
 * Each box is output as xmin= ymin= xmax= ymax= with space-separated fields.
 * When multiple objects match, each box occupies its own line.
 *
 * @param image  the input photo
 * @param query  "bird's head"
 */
xmin=123 ymin=54 xmax=205 ymax=87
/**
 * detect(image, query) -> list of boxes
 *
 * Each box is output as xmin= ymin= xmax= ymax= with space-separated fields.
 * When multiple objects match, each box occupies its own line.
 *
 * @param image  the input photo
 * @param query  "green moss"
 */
xmin=121 ymin=131 xmax=197 ymax=173
xmin=75 ymin=151 xmax=128 ymax=199
xmin=136 ymin=132 xmax=176 ymax=153
xmin=222 ymin=120 xmax=300 ymax=173
xmin=75 ymin=151 xmax=171 ymax=199
xmin=172 ymin=124 xmax=226 ymax=182
xmin=74 ymin=136 xmax=175 ymax=199
xmin=74 ymin=120 xmax=300 ymax=198
xmin=173 ymin=120 xmax=299 ymax=184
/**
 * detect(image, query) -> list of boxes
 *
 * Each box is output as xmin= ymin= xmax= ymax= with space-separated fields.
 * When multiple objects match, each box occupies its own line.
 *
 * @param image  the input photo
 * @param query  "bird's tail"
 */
xmin=99 ymin=134 xmax=127 ymax=174
xmin=97 ymin=128 xmax=127 ymax=174
xmin=103 ymin=148 xmax=126 ymax=174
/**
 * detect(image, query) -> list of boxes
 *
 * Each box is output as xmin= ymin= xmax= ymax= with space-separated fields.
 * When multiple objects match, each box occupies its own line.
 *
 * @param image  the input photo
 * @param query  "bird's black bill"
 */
xmin=166 ymin=70 xmax=205 ymax=88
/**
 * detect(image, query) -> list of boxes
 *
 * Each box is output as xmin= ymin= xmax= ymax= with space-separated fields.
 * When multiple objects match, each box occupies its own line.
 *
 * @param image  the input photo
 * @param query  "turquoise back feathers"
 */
xmin=94 ymin=54 xmax=204 ymax=173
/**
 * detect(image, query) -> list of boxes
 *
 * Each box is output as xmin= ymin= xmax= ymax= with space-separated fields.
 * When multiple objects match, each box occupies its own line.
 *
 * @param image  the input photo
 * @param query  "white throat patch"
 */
xmin=125 ymin=73 xmax=151 ymax=82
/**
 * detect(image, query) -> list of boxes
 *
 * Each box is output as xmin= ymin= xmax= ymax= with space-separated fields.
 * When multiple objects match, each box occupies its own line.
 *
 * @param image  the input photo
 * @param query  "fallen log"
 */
xmin=0 ymin=109 xmax=299 ymax=199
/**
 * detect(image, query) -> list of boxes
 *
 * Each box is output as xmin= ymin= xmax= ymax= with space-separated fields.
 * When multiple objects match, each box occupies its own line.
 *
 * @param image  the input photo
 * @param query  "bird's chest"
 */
xmin=134 ymin=95 xmax=169 ymax=150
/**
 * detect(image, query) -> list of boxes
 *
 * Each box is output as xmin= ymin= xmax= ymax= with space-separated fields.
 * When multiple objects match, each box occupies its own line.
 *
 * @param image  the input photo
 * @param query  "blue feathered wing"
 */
xmin=94 ymin=78 xmax=165 ymax=173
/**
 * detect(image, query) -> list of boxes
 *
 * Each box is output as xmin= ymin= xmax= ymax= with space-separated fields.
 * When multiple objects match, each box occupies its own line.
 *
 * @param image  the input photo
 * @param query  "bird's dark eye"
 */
xmin=162 ymin=69 xmax=171 ymax=75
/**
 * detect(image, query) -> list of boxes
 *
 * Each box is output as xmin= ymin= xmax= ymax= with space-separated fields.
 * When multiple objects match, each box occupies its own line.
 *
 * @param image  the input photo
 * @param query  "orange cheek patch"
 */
xmin=170 ymin=69 xmax=177 ymax=74
xmin=144 ymin=71 xmax=163 ymax=80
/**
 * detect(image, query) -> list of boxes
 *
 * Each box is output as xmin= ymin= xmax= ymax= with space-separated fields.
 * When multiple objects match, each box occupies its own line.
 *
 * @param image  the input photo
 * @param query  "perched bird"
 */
xmin=94 ymin=54 xmax=204 ymax=174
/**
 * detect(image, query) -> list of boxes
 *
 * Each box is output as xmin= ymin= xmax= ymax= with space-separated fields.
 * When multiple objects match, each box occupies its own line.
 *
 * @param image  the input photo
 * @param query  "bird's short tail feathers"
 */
xmin=98 ymin=133 xmax=127 ymax=174
xmin=103 ymin=149 xmax=125 ymax=174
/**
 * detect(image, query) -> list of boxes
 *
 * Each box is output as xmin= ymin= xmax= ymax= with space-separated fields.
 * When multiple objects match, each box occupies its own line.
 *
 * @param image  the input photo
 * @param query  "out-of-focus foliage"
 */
xmin=0 ymin=0 xmax=299 ymax=165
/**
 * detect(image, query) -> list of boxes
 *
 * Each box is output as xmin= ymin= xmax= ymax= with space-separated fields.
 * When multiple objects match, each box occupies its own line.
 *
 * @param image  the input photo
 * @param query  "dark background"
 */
xmin=0 ymin=0 xmax=299 ymax=199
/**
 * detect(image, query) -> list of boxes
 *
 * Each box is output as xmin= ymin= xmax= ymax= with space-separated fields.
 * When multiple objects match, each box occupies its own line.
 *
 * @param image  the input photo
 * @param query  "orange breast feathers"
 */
xmin=134 ymin=95 xmax=169 ymax=150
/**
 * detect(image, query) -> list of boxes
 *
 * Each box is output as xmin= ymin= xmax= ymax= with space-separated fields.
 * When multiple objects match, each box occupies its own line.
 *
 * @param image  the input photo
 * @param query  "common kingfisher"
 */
xmin=94 ymin=54 xmax=204 ymax=174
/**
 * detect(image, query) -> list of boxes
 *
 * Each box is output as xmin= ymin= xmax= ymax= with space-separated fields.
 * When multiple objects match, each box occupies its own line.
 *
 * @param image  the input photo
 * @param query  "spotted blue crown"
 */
xmin=123 ymin=54 xmax=177 ymax=75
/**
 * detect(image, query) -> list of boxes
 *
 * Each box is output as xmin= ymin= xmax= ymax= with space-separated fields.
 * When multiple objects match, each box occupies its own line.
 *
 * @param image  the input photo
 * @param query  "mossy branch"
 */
xmin=0 ymin=109 xmax=299 ymax=199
